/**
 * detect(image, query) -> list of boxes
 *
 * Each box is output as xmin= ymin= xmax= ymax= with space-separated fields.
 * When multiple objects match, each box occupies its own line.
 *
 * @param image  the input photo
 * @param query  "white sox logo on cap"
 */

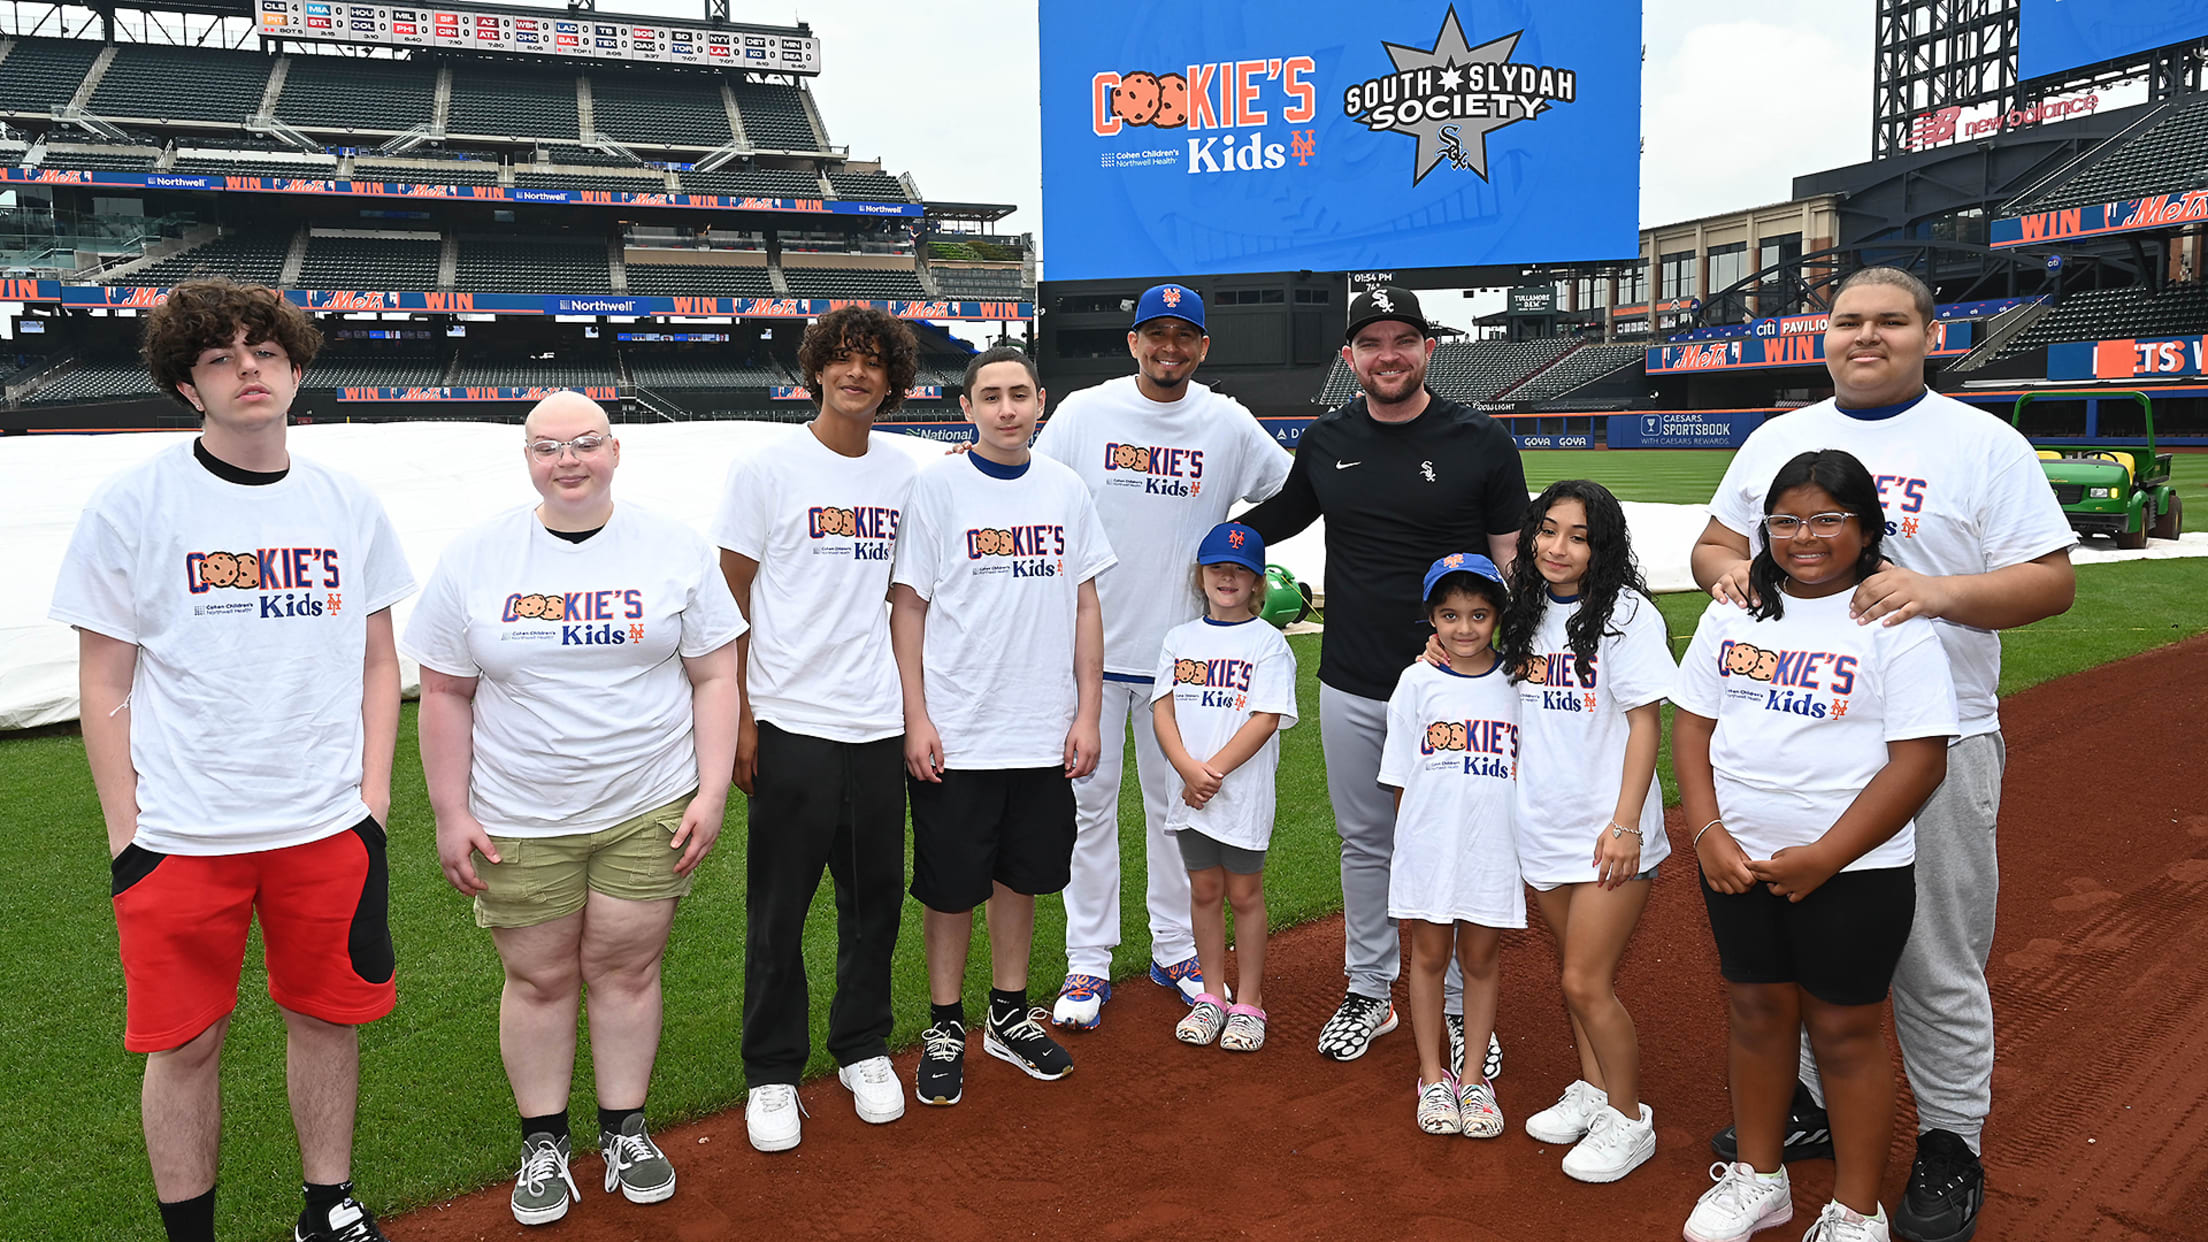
xmin=1373 ymin=290 xmax=1395 ymax=312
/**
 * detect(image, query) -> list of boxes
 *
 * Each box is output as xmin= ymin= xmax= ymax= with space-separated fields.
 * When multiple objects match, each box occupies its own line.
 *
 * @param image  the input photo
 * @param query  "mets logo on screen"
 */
xmin=1344 ymin=7 xmax=1579 ymax=186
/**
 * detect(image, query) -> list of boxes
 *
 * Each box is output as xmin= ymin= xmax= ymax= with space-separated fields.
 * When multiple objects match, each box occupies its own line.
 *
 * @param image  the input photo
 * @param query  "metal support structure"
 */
xmin=705 ymin=0 xmax=726 ymax=23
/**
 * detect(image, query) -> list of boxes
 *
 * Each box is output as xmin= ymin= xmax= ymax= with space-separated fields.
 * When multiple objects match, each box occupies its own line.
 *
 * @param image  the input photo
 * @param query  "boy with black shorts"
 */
xmin=891 ymin=347 xmax=1113 ymax=1104
xmin=714 ymin=304 xmax=921 ymax=1151
xmin=51 ymin=279 xmax=415 ymax=1242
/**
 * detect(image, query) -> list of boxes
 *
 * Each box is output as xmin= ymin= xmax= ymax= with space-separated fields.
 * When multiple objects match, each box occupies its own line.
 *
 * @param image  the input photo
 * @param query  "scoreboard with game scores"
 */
xmin=256 ymin=0 xmax=822 ymax=72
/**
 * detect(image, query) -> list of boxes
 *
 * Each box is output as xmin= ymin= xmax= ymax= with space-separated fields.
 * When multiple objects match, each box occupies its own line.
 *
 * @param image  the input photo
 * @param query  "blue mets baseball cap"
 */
xmin=1196 ymin=521 xmax=1265 ymax=575
xmin=1133 ymin=283 xmax=1205 ymax=333
xmin=1422 ymin=552 xmax=1505 ymax=602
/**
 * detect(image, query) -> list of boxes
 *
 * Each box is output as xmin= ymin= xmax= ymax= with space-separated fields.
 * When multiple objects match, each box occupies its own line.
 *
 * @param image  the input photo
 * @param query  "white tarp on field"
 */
xmin=6 ymin=422 xmax=2203 ymax=729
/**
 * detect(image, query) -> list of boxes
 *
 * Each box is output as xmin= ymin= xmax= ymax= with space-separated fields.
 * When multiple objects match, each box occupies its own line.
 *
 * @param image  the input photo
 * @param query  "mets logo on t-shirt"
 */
xmin=1717 ymin=639 xmax=1859 ymax=719
xmin=502 ymin=589 xmax=646 ymax=646
xmin=1174 ymin=656 xmax=1251 ymax=710
xmin=1873 ymin=474 xmax=1929 ymax=539
xmin=1418 ymin=717 xmax=1518 ymax=778
xmin=1523 ymin=651 xmax=1599 ymax=714
xmin=185 ymin=547 xmax=341 ymax=619
xmin=965 ymin=524 xmax=1066 ymax=578
xmin=807 ymin=504 xmax=900 ymax=560
xmin=1102 ymin=442 xmax=1204 ymax=497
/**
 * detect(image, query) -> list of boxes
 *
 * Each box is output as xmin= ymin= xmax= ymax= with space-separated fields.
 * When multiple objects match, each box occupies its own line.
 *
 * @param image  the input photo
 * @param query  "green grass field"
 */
xmin=7 ymin=449 xmax=2206 ymax=1242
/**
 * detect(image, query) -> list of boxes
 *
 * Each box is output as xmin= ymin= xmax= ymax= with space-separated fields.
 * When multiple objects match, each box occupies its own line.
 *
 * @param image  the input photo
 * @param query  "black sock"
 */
xmin=930 ymin=1001 xmax=966 ymax=1028
xmin=598 ymin=1105 xmax=643 ymax=1137
xmin=157 ymin=1187 xmax=215 ymax=1242
xmin=300 ymin=1181 xmax=353 ymax=1231
xmin=988 ymin=988 xmax=1026 ymax=1026
xmin=523 ymin=1110 xmax=569 ymax=1144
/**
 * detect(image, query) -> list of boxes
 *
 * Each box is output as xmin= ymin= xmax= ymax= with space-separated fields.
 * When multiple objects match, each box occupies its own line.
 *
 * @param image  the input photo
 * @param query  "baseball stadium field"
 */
xmin=7 ymin=448 xmax=2205 ymax=1242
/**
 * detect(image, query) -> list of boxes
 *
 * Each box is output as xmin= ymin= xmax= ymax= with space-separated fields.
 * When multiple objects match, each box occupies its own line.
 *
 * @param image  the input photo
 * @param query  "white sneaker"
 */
xmin=1526 ymin=1078 xmax=1609 ymax=1145
xmin=745 ymin=1084 xmax=803 ymax=1153
xmin=1801 ymin=1201 xmax=1890 ymax=1242
xmin=837 ymin=1054 xmax=906 ymax=1124
xmin=1562 ymin=1102 xmax=1656 ymax=1183
xmin=1683 ymin=1161 xmax=1793 ymax=1242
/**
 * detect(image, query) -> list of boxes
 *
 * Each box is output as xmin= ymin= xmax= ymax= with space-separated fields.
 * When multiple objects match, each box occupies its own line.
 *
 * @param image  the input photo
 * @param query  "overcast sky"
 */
xmin=576 ymin=0 xmax=1873 ymax=254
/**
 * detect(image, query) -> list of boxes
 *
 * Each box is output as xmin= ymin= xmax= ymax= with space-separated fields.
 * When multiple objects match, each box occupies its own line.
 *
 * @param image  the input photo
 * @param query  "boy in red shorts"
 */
xmin=49 ymin=279 xmax=416 ymax=1242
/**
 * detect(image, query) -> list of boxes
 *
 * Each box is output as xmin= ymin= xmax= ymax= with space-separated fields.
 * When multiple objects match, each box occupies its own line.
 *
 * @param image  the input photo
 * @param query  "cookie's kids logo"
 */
xmin=1102 ymin=442 xmax=1205 ymax=496
xmin=1717 ymin=640 xmax=1860 ymax=720
xmin=807 ymin=504 xmax=901 ymax=560
xmin=1418 ymin=714 xmax=1519 ymax=778
xmin=1175 ymin=655 xmax=1254 ymax=710
xmin=186 ymin=547 xmax=342 ymax=618
xmin=965 ymin=524 xmax=1068 ymax=578
xmin=1343 ymin=5 xmax=1580 ymax=186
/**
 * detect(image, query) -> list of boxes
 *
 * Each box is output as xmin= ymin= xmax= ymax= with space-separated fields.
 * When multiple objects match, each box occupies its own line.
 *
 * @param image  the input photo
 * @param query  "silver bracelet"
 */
xmin=1693 ymin=819 xmax=1723 ymax=847
xmin=1608 ymin=820 xmax=1643 ymax=840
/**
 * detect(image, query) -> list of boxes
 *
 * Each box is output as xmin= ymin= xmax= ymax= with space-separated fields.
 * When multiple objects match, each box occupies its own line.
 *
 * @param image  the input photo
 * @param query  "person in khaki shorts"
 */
xmin=402 ymin=392 xmax=745 ymax=1227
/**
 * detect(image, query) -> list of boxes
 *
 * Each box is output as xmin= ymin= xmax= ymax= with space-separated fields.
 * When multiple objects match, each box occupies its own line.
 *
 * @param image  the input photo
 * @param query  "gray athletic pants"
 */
xmin=1321 ymin=684 xmax=1462 ymax=1013
xmin=1802 ymin=731 xmax=2005 ymax=1151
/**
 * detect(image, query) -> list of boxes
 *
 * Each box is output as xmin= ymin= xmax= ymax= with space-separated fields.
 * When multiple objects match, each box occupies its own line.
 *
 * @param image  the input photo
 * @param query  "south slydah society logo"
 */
xmin=1344 ymin=5 xmax=1579 ymax=186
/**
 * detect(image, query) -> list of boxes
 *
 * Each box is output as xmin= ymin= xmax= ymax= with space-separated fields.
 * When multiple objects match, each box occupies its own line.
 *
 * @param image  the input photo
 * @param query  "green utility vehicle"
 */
xmin=2012 ymin=390 xmax=2180 ymax=549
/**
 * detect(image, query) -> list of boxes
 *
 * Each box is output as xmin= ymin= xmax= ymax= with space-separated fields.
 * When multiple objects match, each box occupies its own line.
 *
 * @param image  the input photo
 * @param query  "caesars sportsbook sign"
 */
xmin=1039 ymin=1 xmax=1640 ymax=280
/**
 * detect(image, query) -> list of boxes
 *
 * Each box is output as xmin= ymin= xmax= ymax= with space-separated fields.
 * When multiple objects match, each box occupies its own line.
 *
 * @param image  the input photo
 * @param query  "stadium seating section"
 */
xmin=91 ymin=45 xmax=272 ymax=123
xmin=354 ymin=158 xmax=502 ymax=186
xmin=301 ymin=355 xmax=448 ymax=389
xmin=447 ymin=67 xmax=579 ymax=139
xmin=0 ymin=38 xmax=103 ymax=114
xmin=26 ymin=363 xmax=160 ymax=403
xmin=625 ymin=356 xmax=788 ymax=388
xmin=1318 ymin=339 xmax=1579 ymax=405
xmin=2003 ymin=283 xmax=2208 ymax=356
xmin=2016 ymin=95 xmax=2208 ymax=213
xmin=299 ymin=235 xmax=441 ymax=289
xmin=827 ymin=170 xmax=909 ymax=202
xmin=677 ymin=167 xmax=824 ymax=198
xmin=1509 ymin=342 xmax=1645 ymax=404
xmin=455 ymin=236 xmax=610 ymax=292
xmin=728 ymin=79 xmax=820 ymax=150
xmin=514 ymin=171 xmax=661 ymax=191
xmin=623 ymin=263 xmax=776 ymax=296
xmin=277 ymin=56 xmax=438 ymax=133
xmin=170 ymin=156 xmax=337 ymax=177
xmin=451 ymin=354 xmax=617 ymax=386
xmin=37 ymin=149 xmax=161 ymax=171
xmin=113 ymin=232 xmax=290 ymax=286
xmin=932 ymin=267 xmax=1026 ymax=299
xmin=781 ymin=263 xmax=927 ymax=299
xmin=588 ymin=73 xmax=733 ymax=148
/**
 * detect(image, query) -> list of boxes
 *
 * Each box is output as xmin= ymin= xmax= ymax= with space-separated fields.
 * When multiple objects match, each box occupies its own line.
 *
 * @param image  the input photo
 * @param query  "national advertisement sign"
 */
xmin=1991 ymin=190 xmax=2208 ymax=248
xmin=1040 ymin=1 xmax=1641 ymax=280
xmin=1647 ymin=320 xmax=1972 ymax=373
xmin=2048 ymin=333 xmax=2208 ymax=380
xmin=0 ymin=280 xmax=1031 ymax=322
xmin=334 ymin=386 xmax=623 ymax=402
xmin=1607 ymin=411 xmax=1765 ymax=449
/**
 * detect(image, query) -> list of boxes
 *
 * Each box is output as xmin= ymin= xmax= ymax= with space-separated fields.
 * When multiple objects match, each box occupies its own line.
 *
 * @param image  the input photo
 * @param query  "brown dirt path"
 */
xmin=389 ymin=636 xmax=2208 ymax=1242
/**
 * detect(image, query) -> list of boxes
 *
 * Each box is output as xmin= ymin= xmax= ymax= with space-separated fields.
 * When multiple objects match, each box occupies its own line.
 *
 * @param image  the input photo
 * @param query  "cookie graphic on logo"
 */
xmin=541 ymin=594 xmax=566 ymax=621
xmin=985 ymin=528 xmax=1011 ymax=555
xmin=1523 ymin=658 xmax=1549 ymax=685
xmin=233 ymin=552 xmax=260 ymax=590
xmin=1112 ymin=71 xmax=1162 ymax=126
xmin=1750 ymin=649 xmax=1780 ymax=682
xmin=1723 ymin=643 xmax=1760 ymax=676
xmin=1130 ymin=447 xmax=1153 ymax=473
xmin=1175 ymin=658 xmax=1201 ymax=684
xmin=1154 ymin=73 xmax=1188 ymax=128
xmin=513 ymin=594 xmax=546 ymax=619
xmin=1447 ymin=722 xmax=1469 ymax=751
xmin=1424 ymin=721 xmax=1453 ymax=750
xmin=199 ymin=551 xmax=239 ymax=589
xmin=1112 ymin=443 xmax=1137 ymax=469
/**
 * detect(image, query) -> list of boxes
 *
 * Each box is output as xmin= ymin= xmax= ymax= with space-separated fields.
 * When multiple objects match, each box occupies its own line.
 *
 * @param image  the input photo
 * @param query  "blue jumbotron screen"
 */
xmin=2019 ymin=0 xmax=2208 ymax=79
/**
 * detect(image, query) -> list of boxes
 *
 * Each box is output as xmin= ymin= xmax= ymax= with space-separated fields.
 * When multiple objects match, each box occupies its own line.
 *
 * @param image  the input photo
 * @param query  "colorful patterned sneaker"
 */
xmin=1526 ymin=1078 xmax=1610 ymax=1145
xmin=1219 ymin=1003 xmax=1268 ymax=1052
xmin=510 ymin=1133 xmax=579 ymax=1225
xmin=1050 ymin=974 xmax=1111 ymax=1029
xmin=1176 ymin=994 xmax=1228 ymax=1045
xmin=1893 ymin=1129 xmax=1984 ymax=1242
xmin=294 ymin=1195 xmax=388 ymax=1242
xmin=1416 ymin=1077 xmax=1463 ymax=1135
xmin=1316 ymin=991 xmax=1398 ymax=1061
xmin=984 ymin=1007 xmax=1074 ymax=1080
xmin=838 ymin=1055 xmax=907 ymax=1122
xmin=915 ymin=1020 xmax=966 ymax=1106
xmin=1458 ymin=1075 xmax=1505 ymax=1139
xmin=1562 ymin=1103 xmax=1656 ymax=1183
xmin=1682 ymin=1161 xmax=1793 ymax=1242
xmin=1443 ymin=1016 xmax=1504 ymax=1081
xmin=744 ymin=1083 xmax=804 ymax=1152
xmin=1712 ymin=1079 xmax=1833 ymax=1163
xmin=1149 ymin=955 xmax=1210 ymax=1005
xmin=598 ymin=1114 xmax=676 ymax=1205
xmin=1802 ymin=1200 xmax=1891 ymax=1242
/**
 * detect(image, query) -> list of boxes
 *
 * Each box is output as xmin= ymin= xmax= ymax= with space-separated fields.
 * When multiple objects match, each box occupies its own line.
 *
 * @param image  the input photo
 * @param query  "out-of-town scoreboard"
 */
xmin=256 ymin=0 xmax=821 ymax=72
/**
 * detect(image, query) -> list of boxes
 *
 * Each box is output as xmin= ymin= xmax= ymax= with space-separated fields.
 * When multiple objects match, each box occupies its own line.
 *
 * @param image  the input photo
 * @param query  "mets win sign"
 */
xmin=1039 ymin=1 xmax=1641 ymax=280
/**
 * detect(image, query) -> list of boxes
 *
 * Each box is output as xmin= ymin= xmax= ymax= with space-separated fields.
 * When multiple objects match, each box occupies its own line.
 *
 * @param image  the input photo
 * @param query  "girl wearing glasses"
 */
xmin=401 ymin=393 xmax=746 ymax=1226
xmin=1671 ymin=449 xmax=1958 ymax=1242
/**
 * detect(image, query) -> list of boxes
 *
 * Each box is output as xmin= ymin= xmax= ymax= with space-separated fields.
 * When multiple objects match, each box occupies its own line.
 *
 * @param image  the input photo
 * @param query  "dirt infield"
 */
xmin=389 ymin=636 xmax=2208 ymax=1242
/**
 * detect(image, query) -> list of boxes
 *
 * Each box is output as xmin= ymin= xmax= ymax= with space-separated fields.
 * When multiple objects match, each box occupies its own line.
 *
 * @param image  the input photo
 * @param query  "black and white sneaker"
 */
xmin=1710 ymin=1078 xmax=1835 ymax=1162
xmin=295 ymin=1196 xmax=388 ymax=1242
xmin=915 ymin=1020 xmax=966 ymax=1105
xmin=1316 ymin=992 xmax=1397 ymax=1062
xmin=1444 ymin=1015 xmax=1507 ymax=1082
xmin=1894 ymin=1128 xmax=1986 ymax=1242
xmin=984 ymin=1007 xmax=1073 ymax=1080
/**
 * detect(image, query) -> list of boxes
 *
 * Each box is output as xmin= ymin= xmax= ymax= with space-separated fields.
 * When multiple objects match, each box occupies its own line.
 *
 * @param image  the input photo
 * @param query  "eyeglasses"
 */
xmin=1762 ymin=512 xmax=1856 ymax=539
xmin=527 ymin=433 xmax=609 ymax=460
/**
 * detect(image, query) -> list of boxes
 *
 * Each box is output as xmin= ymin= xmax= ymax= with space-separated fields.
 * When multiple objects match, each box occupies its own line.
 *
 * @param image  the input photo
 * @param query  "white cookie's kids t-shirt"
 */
xmin=1148 ymin=615 xmax=1299 ymax=851
xmin=891 ymin=451 xmax=1116 ymax=769
xmin=400 ymin=503 xmax=747 ymax=837
xmin=1381 ymin=659 xmax=1525 ymax=928
xmin=711 ymin=429 xmax=918 ymax=744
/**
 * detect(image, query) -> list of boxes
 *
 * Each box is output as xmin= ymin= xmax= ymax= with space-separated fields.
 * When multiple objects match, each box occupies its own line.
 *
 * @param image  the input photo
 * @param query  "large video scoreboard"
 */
xmin=256 ymin=0 xmax=821 ymax=72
